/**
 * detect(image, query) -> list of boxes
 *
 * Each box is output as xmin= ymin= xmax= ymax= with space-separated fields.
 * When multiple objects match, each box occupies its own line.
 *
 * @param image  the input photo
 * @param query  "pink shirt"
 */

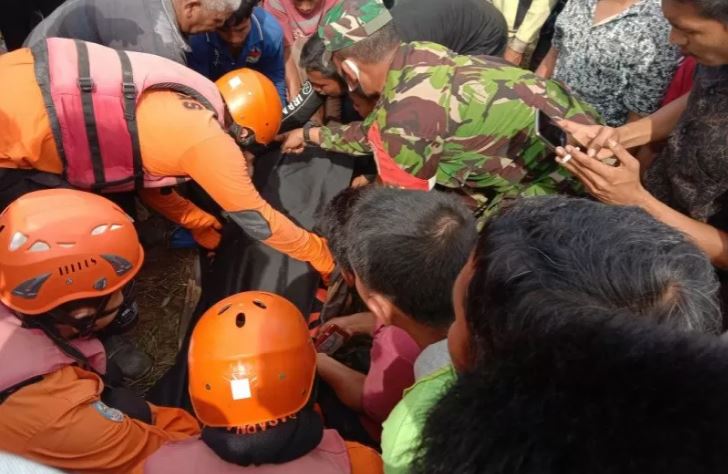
xmin=263 ymin=0 xmax=339 ymax=46
xmin=361 ymin=324 xmax=421 ymax=430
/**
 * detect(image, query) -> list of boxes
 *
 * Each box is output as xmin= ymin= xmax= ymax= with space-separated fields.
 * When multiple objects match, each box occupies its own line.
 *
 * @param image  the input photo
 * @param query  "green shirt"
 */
xmin=320 ymin=41 xmax=599 ymax=218
xmin=381 ymin=363 xmax=456 ymax=474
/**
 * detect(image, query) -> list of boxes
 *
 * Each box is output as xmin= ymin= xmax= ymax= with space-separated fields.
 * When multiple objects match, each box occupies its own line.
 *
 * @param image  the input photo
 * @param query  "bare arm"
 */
xmin=641 ymin=192 xmax=728 ymax=268
xmin=618 ymin=93 xmax=689 ymax=148
xmin=535 ymin=46 xmax=558 ymax=79
xmin=284 ymin=46 xmax=302 ymax=102
xmin=560 ymin=93 xmax=690 ymax=157
xmin=558 ymin=141 xmax=728 ymax=269
xmin=317 ymin=353 xmax=366 ymax=413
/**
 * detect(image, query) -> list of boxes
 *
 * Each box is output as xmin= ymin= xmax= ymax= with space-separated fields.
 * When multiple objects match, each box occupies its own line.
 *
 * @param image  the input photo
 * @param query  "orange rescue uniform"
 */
xmin=0 ymin=365 xmax=199 ymax=474
xmin=0 ymin=49 xmax=332 ymax=272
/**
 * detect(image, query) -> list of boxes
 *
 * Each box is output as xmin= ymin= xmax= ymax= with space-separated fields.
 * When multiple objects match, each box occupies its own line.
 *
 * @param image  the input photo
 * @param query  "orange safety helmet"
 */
xmin=0 ymin=189 xmax=144 ymax=315
xmin=216 ymin=68 xmax=283 ymax=145
xmin=189 ymin=291 xmax=317 ymax=428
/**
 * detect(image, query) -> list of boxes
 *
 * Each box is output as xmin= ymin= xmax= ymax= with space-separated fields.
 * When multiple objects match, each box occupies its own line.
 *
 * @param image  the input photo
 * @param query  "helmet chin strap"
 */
xmin=47 ymin=294 xmax=115 ymax=339
xmin=228 ymin=124 xmax=257 ymax=148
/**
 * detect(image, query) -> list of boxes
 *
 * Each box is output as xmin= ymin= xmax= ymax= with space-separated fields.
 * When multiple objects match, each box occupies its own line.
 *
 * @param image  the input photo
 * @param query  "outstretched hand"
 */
xmin=276 ymin=128 xmax=306 ymax=154
xmin=558 ymin=119 xmax=620 ymax=160
xmin=555 ymin=141 xmax=649 ymax=207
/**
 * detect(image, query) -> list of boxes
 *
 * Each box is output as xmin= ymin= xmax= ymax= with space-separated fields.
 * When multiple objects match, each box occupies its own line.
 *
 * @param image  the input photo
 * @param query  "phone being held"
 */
xmin=535 ymin=109 xmax=617 ymax=166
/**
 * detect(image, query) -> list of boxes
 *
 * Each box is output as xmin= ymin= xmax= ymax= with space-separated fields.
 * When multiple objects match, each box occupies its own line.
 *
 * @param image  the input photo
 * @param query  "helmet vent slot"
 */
xmin=29 ymin=241 xmax=50 ymax=252
xmin=59 ymin=259 xmax=97 ymax=275
xmin=253 ymin=300 xmax=267 ymax=310
xmin=218 ymin=304 xmax=232 ymax=315
xmin=9 ymin=232 xmax=28 ymax=251
xmin=91 ymin=225 xmax=109 ymax=236
xmin=235 ymin=313 xmax=246 ymax=328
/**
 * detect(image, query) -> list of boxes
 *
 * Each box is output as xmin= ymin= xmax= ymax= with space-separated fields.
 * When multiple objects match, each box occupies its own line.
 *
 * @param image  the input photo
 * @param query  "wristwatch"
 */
xmin=303 ymin=121 xmax=318 ymax=146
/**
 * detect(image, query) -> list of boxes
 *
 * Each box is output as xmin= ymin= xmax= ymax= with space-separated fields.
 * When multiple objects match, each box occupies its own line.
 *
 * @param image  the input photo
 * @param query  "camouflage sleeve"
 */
xmin=319 ymin=121 xmax=372 ymax=156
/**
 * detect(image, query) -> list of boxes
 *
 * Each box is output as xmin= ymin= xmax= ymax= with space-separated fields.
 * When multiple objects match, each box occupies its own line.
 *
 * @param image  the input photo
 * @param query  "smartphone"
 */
xmin=314 ymin=324 xmax=350 ymax=355
xmin=534 ymin=109 xmax=567 ymax=151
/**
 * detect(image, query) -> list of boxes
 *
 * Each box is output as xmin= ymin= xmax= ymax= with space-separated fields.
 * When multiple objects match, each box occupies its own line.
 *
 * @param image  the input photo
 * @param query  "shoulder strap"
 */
xmin=75 ymin=40 xmax=106 ymax=189
xmin=116 ymin=50 xmax=145 ymax=190
xmin=515 ymin=0 xmax=535 ymax=30
xmin=0 ymin=376 xmax=44 ymax=405
xmin=31 ymin=41 xmax=69 ymax=175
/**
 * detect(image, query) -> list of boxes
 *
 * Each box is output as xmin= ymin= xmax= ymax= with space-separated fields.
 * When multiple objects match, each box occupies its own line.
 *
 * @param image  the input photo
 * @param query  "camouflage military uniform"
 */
xmin=318 ymin=0 xmax=600 ymax=220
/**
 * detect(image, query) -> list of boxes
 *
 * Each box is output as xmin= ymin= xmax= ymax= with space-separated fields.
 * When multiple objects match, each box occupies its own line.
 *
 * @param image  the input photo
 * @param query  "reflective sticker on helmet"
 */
xmin=230 ymin=378 xmax=252 ymax=400
xmin=228 ymin=76 xmax=242 ymax=89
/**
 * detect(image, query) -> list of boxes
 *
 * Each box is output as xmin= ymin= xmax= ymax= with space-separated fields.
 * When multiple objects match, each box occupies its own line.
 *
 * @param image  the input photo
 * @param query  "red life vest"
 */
xmin=144 ymin=429 xmax=352 ymax=473
xmin=31 ymin=38 xmax=226 ymax=192
xmin=0 ymin=303 xmax=106 ymax=395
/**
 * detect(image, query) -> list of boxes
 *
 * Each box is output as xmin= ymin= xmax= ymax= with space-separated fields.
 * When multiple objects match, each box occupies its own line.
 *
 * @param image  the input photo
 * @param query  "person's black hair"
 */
xmin=674 ymin=0 xmax=728 ymax=24
xmin=346 ymin=188 xmax=477 ymax=328
xmin=223 ymin=0 xmax=258 ymax=27
xmin=335 ymin=22 xmax=401 ymax=64
xmin=467 ymin=195 xmax=721 ymax=365
xmin=315 ymin=185 xmax=372 ymax=273
xmin=412 ymin=303 xmax=728 ymax=474
xmin=300 ymin=34 xmax=339 ymax=78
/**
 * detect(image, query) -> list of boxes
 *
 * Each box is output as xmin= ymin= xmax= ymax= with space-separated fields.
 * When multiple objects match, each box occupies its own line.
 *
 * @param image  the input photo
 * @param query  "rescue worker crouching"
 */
xmin=0 ymin=37 xmax=334 ymax=277
xmin=0 ymin=189 xmax=200 ymax=473
xmin=144 ymin=291 xmax=383 ymax=473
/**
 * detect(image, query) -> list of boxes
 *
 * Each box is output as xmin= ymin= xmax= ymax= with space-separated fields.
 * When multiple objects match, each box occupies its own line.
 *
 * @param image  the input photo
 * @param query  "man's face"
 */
xmin=448 ymin=256 xmax=475 ymax=373
xmin=663 ymin=0 xmax=728 ymax=65
xmin=294 ymin=0 xmax=322 ymax=16
xmin=307 ymin=69 xmax=345 ymax=97
xmin=180 ymin=0 xmax=235 ymax=34
xmin=218 ymin=18 xmax=252 ymax=47
xmin=57 ymin=290 xmax=124 ymax=339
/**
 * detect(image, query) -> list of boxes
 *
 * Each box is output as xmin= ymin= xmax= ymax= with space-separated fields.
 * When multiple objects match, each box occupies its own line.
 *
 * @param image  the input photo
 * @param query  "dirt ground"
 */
xmin=127 ymin=246 xmax=196 ymax=394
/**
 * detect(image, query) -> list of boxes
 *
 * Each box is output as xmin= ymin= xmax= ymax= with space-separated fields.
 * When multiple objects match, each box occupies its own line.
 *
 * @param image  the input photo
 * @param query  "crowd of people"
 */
xmin=2 ymin=0 xmax=728 ymax=472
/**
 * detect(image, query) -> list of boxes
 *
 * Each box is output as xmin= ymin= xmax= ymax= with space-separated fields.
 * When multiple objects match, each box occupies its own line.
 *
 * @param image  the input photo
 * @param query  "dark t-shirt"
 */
xmin=644 ymin=65 xmax=728 ymax=226
xmin=390 ymin=0 xmax=508 ymax=56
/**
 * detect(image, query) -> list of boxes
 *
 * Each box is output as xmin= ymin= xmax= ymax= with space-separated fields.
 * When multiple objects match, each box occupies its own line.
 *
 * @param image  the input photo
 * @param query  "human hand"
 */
xmin=503 ymin=46 xmax=524 ymax=66
xmin=309 ymin=235 xmax=335 ymax=283
xmin=351 ymin=175 xmax=373 ymax=188
xmin=277 ymin=128 xmax=306 ymax=154
xmin=317 ymin=312 xmax=377 ymax=338
xmin=555 ymin=141 xmax=650 ymax=207
xmin=558 ymin=119 xmax=620 ymax=159
xmin=190 ymin=224 xmax=222 ymax=250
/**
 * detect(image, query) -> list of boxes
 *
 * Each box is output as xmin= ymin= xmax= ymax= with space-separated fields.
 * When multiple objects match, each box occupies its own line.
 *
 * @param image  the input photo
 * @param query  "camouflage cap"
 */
xmin=319 ymin=0 xmax=393 ymax=52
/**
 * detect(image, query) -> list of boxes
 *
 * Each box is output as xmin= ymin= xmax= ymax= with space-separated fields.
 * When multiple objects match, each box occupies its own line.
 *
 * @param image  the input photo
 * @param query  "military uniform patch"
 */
xmin=93 ymin=400 xmax=125 ymax=423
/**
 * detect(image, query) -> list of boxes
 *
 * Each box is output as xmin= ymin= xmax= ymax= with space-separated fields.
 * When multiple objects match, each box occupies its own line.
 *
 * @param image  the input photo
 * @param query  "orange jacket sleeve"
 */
xmin=176 ymin=134 xmax=332 ymax=273
xmin=3 ymin=367 xmax=199 ymax=474
xmin=25 ymin=402 xmax=199 ymax=474
xmin=138 ymin=187 xmax=221 ymax=230
xmin=136 ymin=90 xmax=333 ymax=274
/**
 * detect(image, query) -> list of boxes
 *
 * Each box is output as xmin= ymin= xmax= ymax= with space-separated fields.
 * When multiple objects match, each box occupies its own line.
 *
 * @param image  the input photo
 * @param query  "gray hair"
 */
xmin=471 ymin=195 xmax=722 ymax=339
xmin=202 ymin=0 xmax=243 ymax=12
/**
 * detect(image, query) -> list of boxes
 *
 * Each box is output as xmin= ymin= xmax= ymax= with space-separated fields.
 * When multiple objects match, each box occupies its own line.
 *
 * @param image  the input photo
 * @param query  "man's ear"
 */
xmin=338 ymin=59 xmax=359 ymax=91
xmin=364 ymin=292 xmax=396 ymax=326
xmin=181 ymin=0 xmax=201 ymax=18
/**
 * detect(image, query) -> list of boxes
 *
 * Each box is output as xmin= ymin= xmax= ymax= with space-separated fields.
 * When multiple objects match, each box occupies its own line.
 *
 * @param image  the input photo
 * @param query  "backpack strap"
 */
xmin=75 ymin=40 xmax=106 ymax=190
xmin=116 ymin=50 xmax=145 ymax=190
xmin=31 ymin=40 xmax=69 ymax=176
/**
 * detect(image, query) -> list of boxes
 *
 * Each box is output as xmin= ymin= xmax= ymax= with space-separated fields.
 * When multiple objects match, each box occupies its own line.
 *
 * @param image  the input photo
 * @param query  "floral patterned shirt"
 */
xmin=552 ymin=0 xmax=679 ymax=126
